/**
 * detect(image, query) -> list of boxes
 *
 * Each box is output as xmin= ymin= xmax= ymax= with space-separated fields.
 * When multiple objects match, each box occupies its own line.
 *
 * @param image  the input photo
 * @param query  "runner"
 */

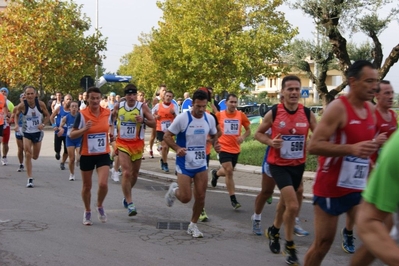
xmin=149 ymin=85 xmax=166 ymax=158
xmin=0 ymin=87 xmax=14 ymax=165
xmin=304 ymin=60 xmax=382 ymax=266
xmin=0 ymin=88 xmax=8 ymax=163
xmin=164 ymin=89 xmax=219 ymax=238
xmin=112 ymin=84 xmax=155 ymax=216
xmin=50 ymin=94 xmax=72 ymax=169
xmin=254 ymin=75 xmax=317 ymax=265
xmin=11 ymin=93 xmax=26 ymax=172
xmin=70 ymin=86 xmax=112 ymax=225
xmin=57 ymin=101 xmax=82 ymax=181
xmin=211 ymin=93 xmax=251 ymax=209
xmin=51 ymin=92 xmax=62 ymax=113
xmin=152 ymin=90 xmax=178 ymax=172
xmin=107 ymin=92 xmax=117 ymax=110
xmin=14 ymin=86 xmax=50 ymax=187
xmin=79 ymin=91 xmax=87 ymax=110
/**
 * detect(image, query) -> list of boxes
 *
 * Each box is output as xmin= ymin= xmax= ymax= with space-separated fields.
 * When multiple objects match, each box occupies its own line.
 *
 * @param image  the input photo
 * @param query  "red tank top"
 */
xmin=313 ymin=96 xmax=376 ymax=197
xmin=370 ymin=109 xmax=397 ymax=162
xmin=267 ymin=104 xmax=309 ymax=166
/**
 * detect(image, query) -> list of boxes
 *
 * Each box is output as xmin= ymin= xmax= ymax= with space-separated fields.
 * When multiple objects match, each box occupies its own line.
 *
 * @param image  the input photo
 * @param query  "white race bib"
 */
xmin=87 ymin=133 xmax=106 ymax=154
xmin=224 ymin=119 xmax=239 ymax=135
xmin=186 ymin=145 xmax=206 ymax=169
xmin=280 ymin=135 xmax=305 ymax=159
xmin=119 ymin=122 xmax=137 ymax=139
xmin=161 ymin=120 xmax=171 ymax=132
xmin=337 ymin=156 xmax=369 ymax=190
xmin=26 ymin=117 xmax=40 ymax=130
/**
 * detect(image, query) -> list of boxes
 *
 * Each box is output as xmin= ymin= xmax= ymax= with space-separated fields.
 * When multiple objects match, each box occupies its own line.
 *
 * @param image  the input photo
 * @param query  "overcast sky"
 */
xmin=76 ymin=0 xmax=399 ymax=91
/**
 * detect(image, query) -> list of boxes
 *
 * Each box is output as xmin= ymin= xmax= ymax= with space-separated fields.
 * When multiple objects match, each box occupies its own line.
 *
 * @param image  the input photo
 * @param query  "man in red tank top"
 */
xmin=255 ymin=75 xmax=317 ymax=265
xmin=304 ymin=60 xmax=383 ymax=266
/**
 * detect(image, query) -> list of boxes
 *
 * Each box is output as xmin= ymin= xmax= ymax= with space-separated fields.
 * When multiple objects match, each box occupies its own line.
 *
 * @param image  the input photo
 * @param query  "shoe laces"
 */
xmin=345 ymin=233 xmax=355 ymax=247
xmin=98 ymin=207 xmax=105 ymax=216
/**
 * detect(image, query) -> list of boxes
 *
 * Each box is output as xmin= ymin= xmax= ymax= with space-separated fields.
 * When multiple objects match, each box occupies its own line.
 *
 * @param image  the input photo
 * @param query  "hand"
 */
xmin=14 ymin=125 xmax=19 ymax=132
xmin=53 ymin=126 xmax=58 ymax=131
xmin=270 ymin=133 xmax=283 ymax=149
xmin=85 ymin=120 xmax=92 ymax=131
xmin=176 ymin=147 xmax=187 ymax=157
xmin=135 ymin=115 xmax=144 ymax=123
xmin=375 ymin=132 xmax=388 ymax=145
xmin=237 ymin=136 xmax=244 ymax=144
xmin=57 ymin=128 xmax=64 ymax=137
xmin=38 ymin=124 xmax=45 ymax=131
xmin=351 ymin=140 xmax=379 ymax=159
xmin=213 ymin=140 xmax=221 ymax=153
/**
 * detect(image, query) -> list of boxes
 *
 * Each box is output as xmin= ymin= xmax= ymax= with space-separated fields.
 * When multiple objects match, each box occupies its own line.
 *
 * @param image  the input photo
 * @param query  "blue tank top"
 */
xmin=55 ymin=105 xmax=70 ymax=136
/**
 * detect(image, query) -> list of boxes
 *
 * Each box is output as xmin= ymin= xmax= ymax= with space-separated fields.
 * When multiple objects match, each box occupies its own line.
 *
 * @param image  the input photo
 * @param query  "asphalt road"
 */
xmin=0 ymin=130 xmax=386 ymax=266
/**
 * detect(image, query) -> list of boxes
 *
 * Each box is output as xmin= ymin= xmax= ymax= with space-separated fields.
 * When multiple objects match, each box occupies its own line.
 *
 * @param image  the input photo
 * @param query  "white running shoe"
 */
xmin=75 ymin=159 xmax=80 ymax=168
xmin=1 ymin=157 xmax=7 ymax=165
xmin=187 ymin=223 xmax=203 ymax=238
xmin=83 ymin=211 xmax=93 ymax=226
xmin=111 ymin=169 xmax=120 ymax=182
xmin=97 ymin=207 xmax=107 ymax=223
xmin=69 ymin=174 xmax=75 ymax=181
xmin=165 ymin=182 xmax=178 ymax=207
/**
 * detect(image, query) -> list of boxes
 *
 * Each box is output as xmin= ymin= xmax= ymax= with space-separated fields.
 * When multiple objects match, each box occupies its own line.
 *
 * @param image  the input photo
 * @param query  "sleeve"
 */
xmin=73 ymin=113 xmax=84 ymax=129
xmin=152 ymin=104 xmax=159 ymax=115
xmin=174 ymin=104 xmax=179 ymax=115
xmin=241 ymin=112 xmax=251 ymax=128
xmin=168 ymin=113 xmax=185 ymax=135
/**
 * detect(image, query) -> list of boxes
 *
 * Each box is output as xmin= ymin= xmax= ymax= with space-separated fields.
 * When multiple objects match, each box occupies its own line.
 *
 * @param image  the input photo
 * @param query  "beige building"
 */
xmin=252 ymin=61 xmax=343 ymax=104
xmin=0 ymin=0 xmax=7 ymax=11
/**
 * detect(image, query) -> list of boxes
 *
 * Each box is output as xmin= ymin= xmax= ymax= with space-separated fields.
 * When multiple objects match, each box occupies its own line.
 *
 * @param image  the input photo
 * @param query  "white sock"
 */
xmin=253 ymin=213 xmax=261 ymax=220
xmin=190 ymin=222 xmax=196 ymax=226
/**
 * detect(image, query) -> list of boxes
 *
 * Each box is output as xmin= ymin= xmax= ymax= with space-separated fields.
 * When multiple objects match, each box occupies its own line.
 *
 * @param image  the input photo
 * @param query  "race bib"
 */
xmin=224 ymin=119 xmax=239 ymax=135
xmin=337 ymin=156 xmax=369 ymax=190
xmin=186 ymin=146 xmax=206 ymax=169
xmin=161 ymin=120 xmax=171 ymax=132
xmin=26 ymin=117 xmax=40 ymax=130
xmin=280 ymin=135 xmax=305 ymax=159
xmin=87 ymin=133 xmax=106 ymax=154
xmin=119 ymin=122 xmax=137 ymax=139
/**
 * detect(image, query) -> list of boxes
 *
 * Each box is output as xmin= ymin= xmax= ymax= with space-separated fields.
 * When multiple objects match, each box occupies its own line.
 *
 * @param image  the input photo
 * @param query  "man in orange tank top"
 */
xmin=152 ymin=90 xmax=178 ymax=173
xmin=211 ymin=93 xmax=251 ymax=209
xmin=149 ymin=85 xmax=166 ymax=158
xmin=304 ymin=60 xmax=384 ymax=266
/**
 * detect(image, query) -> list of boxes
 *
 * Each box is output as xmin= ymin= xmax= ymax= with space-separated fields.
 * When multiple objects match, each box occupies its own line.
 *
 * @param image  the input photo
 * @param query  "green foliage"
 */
xmin=0 ymin=0 xmax=107 ymax=98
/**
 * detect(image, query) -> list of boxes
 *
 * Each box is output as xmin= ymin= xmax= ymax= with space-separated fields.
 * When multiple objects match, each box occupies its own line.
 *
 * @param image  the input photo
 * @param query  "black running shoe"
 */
xmin=284 ymin=244 xmax=300 ymax=265
xmin=211 ymin=169 xmax=218 ymax=187
xmin=266 ymin=227 xmax=281 ymax=254
xmin=231 ymin=200 xmax=242 ymax=210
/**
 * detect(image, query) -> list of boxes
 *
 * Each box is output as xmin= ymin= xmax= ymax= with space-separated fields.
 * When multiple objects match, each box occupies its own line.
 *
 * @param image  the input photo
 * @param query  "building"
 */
xmin=0 ymin=0 xmax=7 ymax=11
xmin=252 ymin=61 xmax=343 ymax=104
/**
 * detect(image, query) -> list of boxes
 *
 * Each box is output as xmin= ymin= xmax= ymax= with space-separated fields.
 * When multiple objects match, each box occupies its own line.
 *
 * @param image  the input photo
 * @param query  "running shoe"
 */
xmin=17 ymin=164 xmax=24 ymax=172
xmin=127 ymin=203 xmax=137 ymax=216
xmin=284 ymin=244 xmax=300 ymax=265
xmin=60 ymin=162 xmax=65 ymax=170
xmin=26 ymin=178 xmax=34 ymax=188
xmin=199 ymin=209 xmax=209 ymax=222
xmin=1 ymin=157 xmax=8 ymax=165
xmin=69 ymin=174 xmax=75 ymax=181
xmin=55 ymin=153 xmax=60 ymax=160
xmin=160 ymin=159 xmax=164 ymax=170
xmin=341 ymin=228 xmax=355 ymax=254
xmin=122 ymin=198 xmax=128 ymax=208
xmin=83 ymin=211 xmax=92 ymax=226
xmin=111 ymin=168 xmax=120 ymax=182
xmin=251 ymin=215 xmax=262 ymax=235
xmin=211 ymin=169 xmax=218 ymax=187
xmin=294 ymin=217 xmax=309 ymax=237
xmin=266 ymin=196 xmax=273 ymax=204
xmin=266 ymin=227 xmax=281 ymax=254
xmin=231 ymin=200 xmax=241 ymax=210
xmin=187 ymin=223 xmax=203 ymax=238
xmin=97 ymin=207 xmax=107 ymax=223
xmin=165 ymin=182 xmax=178 ymax=207
xmin=163 ymin=163 xmax=169 ymax=173
xmin=149 ymin=150 xmax=154 ymax=158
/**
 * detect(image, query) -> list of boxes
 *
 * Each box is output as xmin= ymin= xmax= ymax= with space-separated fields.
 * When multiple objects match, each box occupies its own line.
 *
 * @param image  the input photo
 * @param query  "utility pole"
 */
xmin=95 ymin=0 xmax=99 ymax=85
xmin=313 ymin=23 xmax=319 ymax=104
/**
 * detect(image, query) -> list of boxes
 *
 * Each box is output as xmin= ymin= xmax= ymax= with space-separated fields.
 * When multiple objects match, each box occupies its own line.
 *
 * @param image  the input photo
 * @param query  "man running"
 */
xmin=164 ymin=89 xmax=219 ymax=238
xmin=149 ymin=85 xmax=166 ymax=158
xmin=0 ymin=88 xmax=8 ymax=163
xmin=70 ymin=87 xmax=113 ymax=226
xmin=14 ymin=86 xmax=50 ymax=187
xmin=11 ymin=93 xmax=26 ymax=172
xmin=152 ymin=90 xmax=178 ymax=172
xmin=112 ymin=84 xmax=155 ymax=216
xmin=211 ymin=93 xmax=251 ymax=209
xmin=0 ymin=87 xmax=14 ymax=165
xmin=57 ymin=101 xmax=82 ymax=181
xmin=50 ymin=94 xmax=72 ymax=169
xmin=304 ymin=60 xmax=381 ymax=266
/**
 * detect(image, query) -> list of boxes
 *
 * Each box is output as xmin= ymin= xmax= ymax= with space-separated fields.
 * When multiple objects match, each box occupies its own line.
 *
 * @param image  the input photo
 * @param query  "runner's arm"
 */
xmin=40 ymin=101 xmax=50 ymax=129
xmin=142 ymin=104 xmax=156 ymax=128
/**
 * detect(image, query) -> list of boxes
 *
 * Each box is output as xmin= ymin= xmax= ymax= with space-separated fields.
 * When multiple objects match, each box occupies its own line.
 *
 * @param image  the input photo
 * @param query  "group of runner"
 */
xmin=0 ymin=59 xmax=398 ymax=265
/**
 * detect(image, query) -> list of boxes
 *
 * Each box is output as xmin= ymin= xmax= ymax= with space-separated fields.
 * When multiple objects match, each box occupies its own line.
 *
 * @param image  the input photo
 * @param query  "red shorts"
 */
xmin=2 ymin=126 xmax=10 ymax=144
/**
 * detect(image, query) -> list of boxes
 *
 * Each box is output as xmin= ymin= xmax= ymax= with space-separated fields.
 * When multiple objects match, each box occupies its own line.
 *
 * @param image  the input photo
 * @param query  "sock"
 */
xmin=270 ymin=225 xmax=280 ymax=234
xmin=253 ymin=213 xmax=261 ymax=220
xmin=230 ymin=195 xmax=237 ymax=202
xmin=190 ymin=222 xmax=196 ymax=226
xmin=172 ymin=186 xmax=179 ymax=194
xmin=344 ymin=228 xmax=353 ymax=235
xmin=286 ymin=240 xmax=294 ymax=247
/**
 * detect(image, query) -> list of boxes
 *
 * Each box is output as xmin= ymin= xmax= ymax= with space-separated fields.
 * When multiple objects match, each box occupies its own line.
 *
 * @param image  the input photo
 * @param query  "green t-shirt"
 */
xmin=362 ymin=130 xmax=399 ymax=213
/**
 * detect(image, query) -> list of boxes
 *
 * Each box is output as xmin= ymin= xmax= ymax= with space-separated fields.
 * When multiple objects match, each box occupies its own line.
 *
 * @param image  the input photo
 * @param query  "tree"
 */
xmin=291 ymin=0 xmax=399 ymax=103
xmin=0 ymin=0 xmax=107 ymax=98
xmin=121 ymin=0 xmax=297 ymax=97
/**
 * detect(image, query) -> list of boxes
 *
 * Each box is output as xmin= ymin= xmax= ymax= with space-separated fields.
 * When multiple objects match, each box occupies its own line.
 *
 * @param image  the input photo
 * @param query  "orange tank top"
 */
xmin=156 ymin=103 xmax=175 ymax=132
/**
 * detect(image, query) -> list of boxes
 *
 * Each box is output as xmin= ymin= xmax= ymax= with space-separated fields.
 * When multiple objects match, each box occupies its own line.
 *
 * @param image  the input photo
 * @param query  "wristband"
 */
xmin=52 ymin=123 xmax=57 ymax=128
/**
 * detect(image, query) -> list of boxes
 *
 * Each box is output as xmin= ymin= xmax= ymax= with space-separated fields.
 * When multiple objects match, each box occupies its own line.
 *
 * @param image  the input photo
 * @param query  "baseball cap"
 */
xmin=110 ymin=92 xmax=116 ymax=97
xmin=0 ymin=87 xmax=9 ymax=95
xmin=124 ymin=84 xmax=137 ymax=95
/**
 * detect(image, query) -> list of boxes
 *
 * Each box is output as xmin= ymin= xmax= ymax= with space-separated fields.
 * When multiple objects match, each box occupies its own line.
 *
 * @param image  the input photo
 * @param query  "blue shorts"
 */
xmin=262 ymin=147 xmax=272 ymax=177
xmin=23 ymin=131 xmax=44 ymax=143
xmin=15 ymin=131 xmax=23 ymax=140
xmin=176 ymin=164 xmax=207 ymax=178
xmin=66 ymin=136 xmax=82 ymax=148
xmin=313 ymin=192 xmax=362 ymax=216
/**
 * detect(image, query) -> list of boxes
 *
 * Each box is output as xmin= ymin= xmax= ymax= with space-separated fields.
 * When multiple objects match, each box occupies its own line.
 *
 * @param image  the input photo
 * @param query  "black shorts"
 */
xmin=313 ymin=192 xmax=362 ymax=216
xmin=23 ymin=131 xmax=44 ymax=143
xmin=156 ymin=131 xmax=165 ymax=142
xmin=0 ymin=125 xmax=3 ymax=137
xmin=269 ymin=164 xmax=305 ymax=191
xmin=219 ymin=151 xmax=240 ymax=168
xmin=80 ymin=153 xmax=111 ymax=171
